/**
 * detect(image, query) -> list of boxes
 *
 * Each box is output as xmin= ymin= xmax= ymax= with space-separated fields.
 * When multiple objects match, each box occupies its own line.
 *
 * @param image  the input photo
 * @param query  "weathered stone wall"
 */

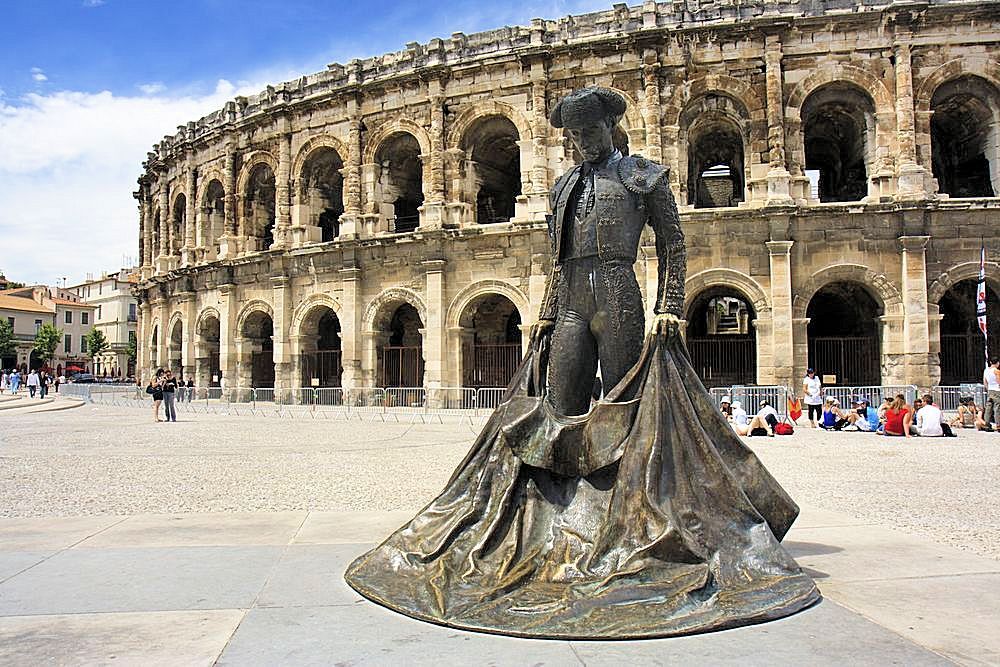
xmin=135 ymin=0 xmax=1000 ymax=394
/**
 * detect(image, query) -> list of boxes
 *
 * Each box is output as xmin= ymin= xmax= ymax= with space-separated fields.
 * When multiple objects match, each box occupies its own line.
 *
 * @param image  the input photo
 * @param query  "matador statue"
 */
xmin=346 ymin=87 xmax=819 ymax=639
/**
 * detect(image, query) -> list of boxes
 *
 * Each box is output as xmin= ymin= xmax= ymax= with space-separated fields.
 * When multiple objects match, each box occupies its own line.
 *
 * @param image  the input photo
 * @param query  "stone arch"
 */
xmin=663 ymin=75 xmax=764 ymax=129
xmin=445 ymin=280 xmax=530 ymax=331
xmin=787 ymin=65 xmax=893 ymax=116
xmin=928 ymin=260 xmax=1000 ymax=305
xmin=792 ymin=264 xmax=903 ymax=320
xmin=292 ymin=134 xmax=351 ymax=183
xmin=167 ymin=310 xmax=185 ymax=336
xmin=915 ymin=58 xmax=1000 ymax=114
xmin=236 ymin=151 xmax=279 ymax=199
xmin=446 ymin=101 xmax=532 ymax=151
xmin=362 ymin=287 xmax=427 ymax=332
xmin=362 ymin=119 xmax=432 ymax=165
xmin=606 ymin=86 xmax=644 ymax=136
xmin=684 ymin=268 xmax=770 ymax=319
xmin=236 ymin=299 xmax=275 ymax=334
xmin=677 ymin=92 xmax=753 ymax=208
xmin=290 ymin=292 xmax=343 ymax=334
xmin=195 ymin=307 xmax=221 ymax=334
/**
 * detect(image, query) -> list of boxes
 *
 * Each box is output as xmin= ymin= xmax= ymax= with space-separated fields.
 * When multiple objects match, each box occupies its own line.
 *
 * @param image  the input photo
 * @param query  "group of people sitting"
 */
xmin=719 ymin=392 xmax=976 ymax=438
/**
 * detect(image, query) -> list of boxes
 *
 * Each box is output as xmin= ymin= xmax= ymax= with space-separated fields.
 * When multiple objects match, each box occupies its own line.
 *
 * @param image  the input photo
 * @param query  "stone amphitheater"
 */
xmin=134 ymin=0 xmax=1000 ymax=399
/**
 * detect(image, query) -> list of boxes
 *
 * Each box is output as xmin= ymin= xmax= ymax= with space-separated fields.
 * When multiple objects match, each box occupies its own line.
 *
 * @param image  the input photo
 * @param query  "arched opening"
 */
xmin=244 ymin=163 xmax=276 ymax=251
xmin=242 ymin=311 xmax=274 ymax=388
xmin=376 ymin=302 xmax=424 ymax=387
xmin=687 ymin=115 xmax=745 ymax=208
xmin=462 ymin=116 xmax=521 ymax=224
xmin=459 ymin=294 xmax=522 ymax=388
xmin=300 ymin=148 xmax=345 ymax=242
xmin=938 ymin=279 xmax=1000 ymax=384
xmin=802 ymin=83 xmax=874 ymax=202
xmin=807 ymin=282 xmax=882 ymax=386
xmin=168 ymin=320 xmax=183 ymax=376
xmin=201 ymin=180 xmax=225 ymax=254
xmin=376 ymin=133 xmax=423 ymax=233
xmin=197 ymin=314 xmax=221 ymax=387
xmin=299 ymin=307 xmax=343 ymax=387
xmin=686 ymin=289 xmax=756 ymax=386
xmin=171 ymin=194 xmax=186 ymax=256
xmin=931 ymin=76 xmax=1000 ymax=198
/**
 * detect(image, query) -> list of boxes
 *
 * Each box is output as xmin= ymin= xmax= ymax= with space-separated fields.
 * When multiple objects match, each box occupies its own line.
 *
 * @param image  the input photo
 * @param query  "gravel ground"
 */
xmin=1 ymin=403 xmax=998 ymax=560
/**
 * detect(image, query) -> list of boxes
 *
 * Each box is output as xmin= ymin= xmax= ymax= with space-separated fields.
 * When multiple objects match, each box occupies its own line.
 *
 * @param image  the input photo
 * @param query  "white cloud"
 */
xmin=30 ymin=67 xmax=48 ymax=83
xmin=0 ymin=79 xmax=262 ymax=285
xmin=82 ymin=0 xmax=105 ymax=7
xmin=138 ymin=82 xmax=166 ymax=95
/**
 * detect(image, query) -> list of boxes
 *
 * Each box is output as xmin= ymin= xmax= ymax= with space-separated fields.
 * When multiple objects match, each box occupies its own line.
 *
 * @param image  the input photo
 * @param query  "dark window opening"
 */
xmin=931 ymin=76 xmax=999 ymax=198
xmin=803 ymin=83 xmax=873 ymax=203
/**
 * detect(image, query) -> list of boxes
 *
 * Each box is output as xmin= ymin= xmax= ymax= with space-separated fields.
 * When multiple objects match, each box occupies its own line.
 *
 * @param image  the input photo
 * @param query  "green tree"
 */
xmin=126 ymin=335 xmax=137 ymax=366
xmin=84 ymin=328 xmax=110 ymax=374
xmin=0 ymin=319 xmax=16 ymax=359
xmin=33 ymin=324 xmax=62 ymax=366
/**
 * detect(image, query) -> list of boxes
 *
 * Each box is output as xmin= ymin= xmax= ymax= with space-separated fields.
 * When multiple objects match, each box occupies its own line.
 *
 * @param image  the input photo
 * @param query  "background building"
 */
xmin=134 ymin=0 xmax=1000 ymax=395
xmin=69 ymin=269 xmax=139 ymax=378
xmin=0 ymin=286 xmax=96 ymax=375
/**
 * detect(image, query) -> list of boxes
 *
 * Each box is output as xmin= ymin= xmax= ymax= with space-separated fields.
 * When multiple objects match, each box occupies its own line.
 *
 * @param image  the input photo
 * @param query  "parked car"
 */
xmin=71 ymin=373 xmax=95 ymax=383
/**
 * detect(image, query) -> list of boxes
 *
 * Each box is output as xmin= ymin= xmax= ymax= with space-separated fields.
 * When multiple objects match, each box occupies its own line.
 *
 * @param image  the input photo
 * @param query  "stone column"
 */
xmin=764 ymin=34 xmax=793 ymax=205
xmin=641 ymin=58 xmax=663 ymax=163
xmin=274 ymin=127 xmax=292 ymax=248
xmin=137 ymin=300 xmax=149 ymax=381
xmin=142 ymin=189 xmax=154 ymax=277
xmin=894 ymin=39 xmax=927 ymax=199
xmin=766 ymin=241 xmax=795 ymax=386
xmin=271 ymin=274 xmax=292 ymax=398
xmin=339 ymin=108 xmax=364 ymax=238
xmin=642 ymin=245 xmax=659 ymax=329
xmin=218 ymin=282 xmax=236 ymax=394
xmin=899 ymin=235 xmax=932 ymax=387
xmin=421 ymin=82 xmax=447 ymax=230
xmin=339 ymin=267 xmax=362 ymax=390
xmin=219 ymin=147 xmax=239 ymax=259
xmin=422 ymin=260 xmax=446 ymax=393
xmin=183 ymin=160 xmax=197 ymax=265
xmin=180 ymin=292 xmax=196 ymax=381
xmin=155 ymin=299 xmax=169 ymax=370
xmin=157 ymin=182 xmax=170 ymax=272
xmin=446 ymin=326 xmax=471 ymax=388
xmin=137 ymin=191 xmax=147 ymax=271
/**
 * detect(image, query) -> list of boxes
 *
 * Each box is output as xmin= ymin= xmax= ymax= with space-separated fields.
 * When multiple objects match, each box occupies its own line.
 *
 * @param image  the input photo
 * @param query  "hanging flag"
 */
xmin=977 ymin=245 xmax=988 ymax=365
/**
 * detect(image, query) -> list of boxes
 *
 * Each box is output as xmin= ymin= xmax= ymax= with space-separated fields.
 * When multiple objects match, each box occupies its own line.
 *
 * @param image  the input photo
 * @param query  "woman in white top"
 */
xmin=729 ymin=400 xmax=750 ymax=436
xmin=802 ymin=368 xmax=823 ymax=428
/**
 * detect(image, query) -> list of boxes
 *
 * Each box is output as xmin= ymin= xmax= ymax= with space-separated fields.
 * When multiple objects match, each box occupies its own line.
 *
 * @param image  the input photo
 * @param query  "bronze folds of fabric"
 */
xmin=345 ymin=331 xmax=820 ymax=639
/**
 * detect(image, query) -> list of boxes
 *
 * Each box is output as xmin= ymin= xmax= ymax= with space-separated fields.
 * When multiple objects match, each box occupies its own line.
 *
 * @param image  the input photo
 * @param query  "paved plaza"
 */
xmin=0 ymin=400 xmax=998 ymax=665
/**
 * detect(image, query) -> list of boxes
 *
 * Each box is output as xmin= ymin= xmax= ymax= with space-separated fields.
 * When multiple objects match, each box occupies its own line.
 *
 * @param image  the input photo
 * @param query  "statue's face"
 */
xmin=566 ymin=119 xmax=615 ymax=163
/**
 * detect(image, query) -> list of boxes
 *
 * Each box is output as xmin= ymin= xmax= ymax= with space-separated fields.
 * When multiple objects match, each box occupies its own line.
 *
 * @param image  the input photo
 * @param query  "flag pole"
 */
xmin=977 ymin=241 xmax=988 ymax=368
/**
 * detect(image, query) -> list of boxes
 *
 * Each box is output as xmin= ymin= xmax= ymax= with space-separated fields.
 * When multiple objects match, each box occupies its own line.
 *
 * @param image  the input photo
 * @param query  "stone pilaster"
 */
xmin=339 ymin=267 xmax=362 ymax=390
xmin=899 ymin=235 xmax=932 ymax=386
xmin=893 ymin=39 xmax=928 ymax=199
xmin=274 ymin=126 xmax=292 ymax=248
xmin=421 ymin=82 xmax=447 ymax=230
xmin=156 ymin=182 xmax=171 ymax=272
xmin=155 ymin=298 xmax=169 ymax=371
xmin=218 ymin=147 xmax=239 ymax=259
xmin=182 ymin=159 xmax=197 ymax=265
xmin=217 ymin=282 xmax=236 ymax=392
xmin=642 ymin=245 xmax=659 ymax=328
xmin=271 ymin=274 xmax=292 ymax=396
xmin=422 ymin=259 xmax=446 ymax=392
xmin=180 ymin=291 xmax=197 ymax=381
xmin=766 ymin=241 xmax=795 ymax=386
xmin=764 ymin=34 xmax=792 ymax=205
xmin=641 ymin=57 xmax=663 ymax=164
xmin=339 ymin=105 xmax=363 ymax=238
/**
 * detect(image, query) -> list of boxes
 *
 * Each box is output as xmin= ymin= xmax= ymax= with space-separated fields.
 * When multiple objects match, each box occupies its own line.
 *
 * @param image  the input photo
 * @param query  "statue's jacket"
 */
xmin=540 ymin=152 xmax=687 ymax=322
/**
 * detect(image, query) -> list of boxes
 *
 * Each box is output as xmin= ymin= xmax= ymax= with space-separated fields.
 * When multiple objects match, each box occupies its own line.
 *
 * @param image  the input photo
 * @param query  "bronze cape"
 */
xmin=345 ymin=330 xmax=820 ymax=639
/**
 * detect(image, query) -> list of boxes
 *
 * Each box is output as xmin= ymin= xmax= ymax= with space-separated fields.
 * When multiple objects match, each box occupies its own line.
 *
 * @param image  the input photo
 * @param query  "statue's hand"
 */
xmin=653 ymin=313 xmax=681 ymax=339
xmin=532 ymin=319 xmax=555 ymax=341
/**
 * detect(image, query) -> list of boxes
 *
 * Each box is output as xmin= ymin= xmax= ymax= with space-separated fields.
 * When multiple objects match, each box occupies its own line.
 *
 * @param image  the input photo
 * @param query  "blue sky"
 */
xmin=0 ymin=0 xmax=611 ymax=286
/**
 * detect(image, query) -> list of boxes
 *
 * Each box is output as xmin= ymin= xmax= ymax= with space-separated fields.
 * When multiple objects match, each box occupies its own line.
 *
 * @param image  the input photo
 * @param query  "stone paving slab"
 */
xmin=0 ymin=551 xmax=52 ymax=582
xmin=0 ymin=546 xmax=285 ymax=616
xmin=0 ymin=515 xmax=125 ymax=551
xmin=0 ymin=609 xmax=243 ymax=666
xmin=293 ymin=509 xmax=418 ymax=545
xmin=74 ymin=511 xmax=308 ymax=548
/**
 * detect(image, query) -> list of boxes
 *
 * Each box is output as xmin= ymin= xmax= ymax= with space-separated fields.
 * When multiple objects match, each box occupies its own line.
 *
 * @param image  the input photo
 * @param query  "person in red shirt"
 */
xmin=882 ymin=394 xmax=912 ymax=437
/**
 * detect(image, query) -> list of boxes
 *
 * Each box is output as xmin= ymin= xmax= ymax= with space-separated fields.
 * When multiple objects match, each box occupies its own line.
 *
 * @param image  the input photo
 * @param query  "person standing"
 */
xmin=162 ymin=370 xmax=178 ymax=422
xmin=802 ymin=368 xmax=823 ymax=428
xmin=10 ymin=370 xmax=19 ymax=394
xmin=983 ymin=358 xmax=1000 ymax=431
xmin=26 ymin=369 xmax=39 ymax=398
xmin=38 ymin=371 xmax=48 ymax=399
xmin=146 ymin=376 xmax=164 ymax=422
xmin=185 ymin=377 xmax=194 ymax=402
xmin=0 ymin=370 xmax=7 ymax=394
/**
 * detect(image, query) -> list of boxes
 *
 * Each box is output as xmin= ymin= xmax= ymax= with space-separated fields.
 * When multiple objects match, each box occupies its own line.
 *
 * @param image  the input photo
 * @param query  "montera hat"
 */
xmin=549 ymin=87 xmax=627 ymax=128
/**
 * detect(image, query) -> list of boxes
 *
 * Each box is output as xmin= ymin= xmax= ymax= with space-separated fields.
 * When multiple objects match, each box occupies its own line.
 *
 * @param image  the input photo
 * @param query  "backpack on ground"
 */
xmin=774 ymin=422 xmax=794 ymax=436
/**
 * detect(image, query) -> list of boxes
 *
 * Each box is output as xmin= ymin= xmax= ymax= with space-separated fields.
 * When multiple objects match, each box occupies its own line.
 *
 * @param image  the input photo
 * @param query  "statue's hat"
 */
xmin=549 ymin=87 xmax=626 ymax=128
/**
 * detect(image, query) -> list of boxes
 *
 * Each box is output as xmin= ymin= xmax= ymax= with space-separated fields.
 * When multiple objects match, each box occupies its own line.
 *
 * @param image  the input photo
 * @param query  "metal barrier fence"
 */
xmin=705 ymin=384 xmax=920 ymax=421
xmin=821 ymin=385 xmax=918 ymax=408
xmin=729 ymin=386 xmax=793 ymax=419
xmin=932 ymin=385 xmax=987 ymax=412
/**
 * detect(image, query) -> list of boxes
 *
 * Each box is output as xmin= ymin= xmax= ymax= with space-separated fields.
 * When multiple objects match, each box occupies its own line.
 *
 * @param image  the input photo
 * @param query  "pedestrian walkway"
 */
xmin=0 ymin=505 xmax=995 ymax=665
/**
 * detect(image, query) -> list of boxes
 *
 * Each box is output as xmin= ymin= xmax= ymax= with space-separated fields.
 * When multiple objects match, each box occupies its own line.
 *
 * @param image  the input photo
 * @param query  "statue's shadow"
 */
xmin=782 ymin=540 xmax=844 ymax=580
